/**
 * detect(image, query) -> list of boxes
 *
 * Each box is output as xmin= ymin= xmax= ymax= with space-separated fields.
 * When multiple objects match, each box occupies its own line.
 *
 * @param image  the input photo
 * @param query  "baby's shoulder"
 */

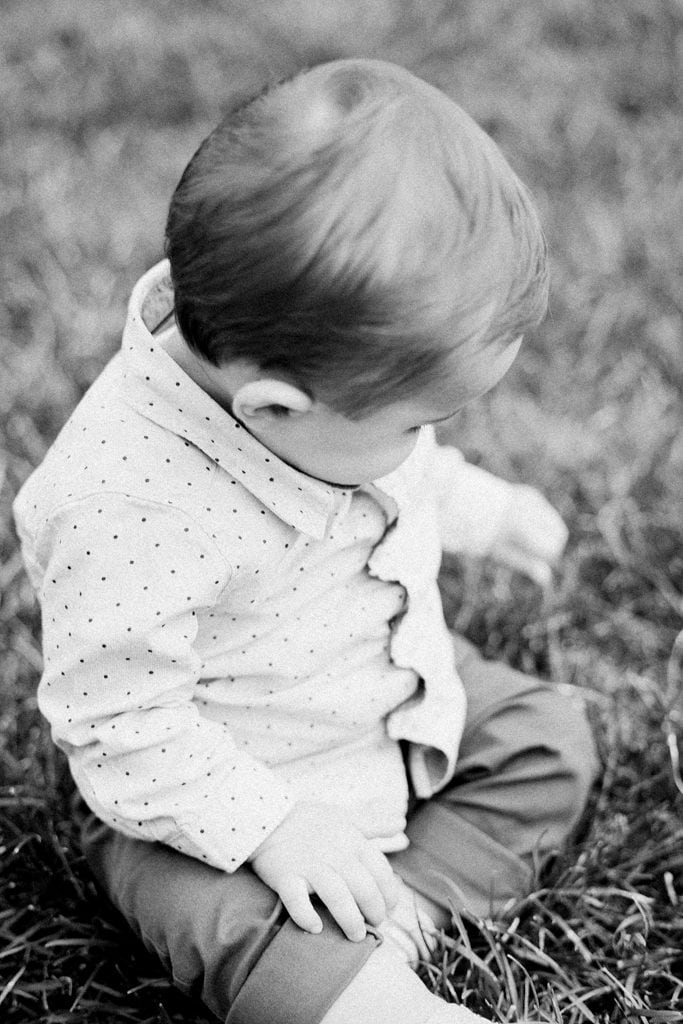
xmin=16 ymin=371 xmax=210 ymax=529
xmin=15 ymin=382 xmax=293 ymax=586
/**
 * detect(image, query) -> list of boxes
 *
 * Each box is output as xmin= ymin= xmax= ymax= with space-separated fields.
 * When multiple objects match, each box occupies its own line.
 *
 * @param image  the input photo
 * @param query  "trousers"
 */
xmin=80 ymin=636 xmax=599 ymax=1024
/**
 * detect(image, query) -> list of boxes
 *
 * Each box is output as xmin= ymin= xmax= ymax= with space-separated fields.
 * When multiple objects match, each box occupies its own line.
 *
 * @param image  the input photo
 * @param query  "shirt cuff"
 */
xmin=432 ymin=449 xmax=516 ymax=556
xmin=72 ymin=746 xmax=295 ymax=872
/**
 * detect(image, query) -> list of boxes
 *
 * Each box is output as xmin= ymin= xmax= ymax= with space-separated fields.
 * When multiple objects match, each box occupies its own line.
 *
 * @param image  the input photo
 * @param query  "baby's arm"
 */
xmin=29 ymin=493 xmax=294 ymax=869
xmin=425 ymin=434 xmax=567 ymax=584
xmin=26 ymin=492 xmax=398 ymax=939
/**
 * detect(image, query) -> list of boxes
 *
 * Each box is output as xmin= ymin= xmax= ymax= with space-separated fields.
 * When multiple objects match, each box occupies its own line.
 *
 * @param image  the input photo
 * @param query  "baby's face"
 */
xmin=270 ymin=336 xmax=522 ymax=486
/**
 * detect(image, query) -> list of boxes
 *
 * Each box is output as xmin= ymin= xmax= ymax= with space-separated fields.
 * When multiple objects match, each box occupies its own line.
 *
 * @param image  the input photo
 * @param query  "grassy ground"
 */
xmin=1 ymin=0 xmax=681 ymax=1021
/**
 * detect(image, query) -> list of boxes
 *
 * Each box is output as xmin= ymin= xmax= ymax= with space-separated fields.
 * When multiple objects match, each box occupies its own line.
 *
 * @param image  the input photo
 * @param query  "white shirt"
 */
xmin=14 ymin=260 xmax=516 ymax=872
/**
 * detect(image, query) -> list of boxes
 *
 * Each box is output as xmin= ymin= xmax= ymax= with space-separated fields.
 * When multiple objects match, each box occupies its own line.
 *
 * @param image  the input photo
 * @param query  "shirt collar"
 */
xmin=120 ymin=260 xmax=351 ymax=540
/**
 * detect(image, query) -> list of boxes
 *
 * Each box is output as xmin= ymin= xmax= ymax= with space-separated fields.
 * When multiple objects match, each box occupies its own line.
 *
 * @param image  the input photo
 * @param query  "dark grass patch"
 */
xmin=0 ymin=780 xmax=214 ymax=1023
xmin=416 ymin=679 xmax=683 ymax=1023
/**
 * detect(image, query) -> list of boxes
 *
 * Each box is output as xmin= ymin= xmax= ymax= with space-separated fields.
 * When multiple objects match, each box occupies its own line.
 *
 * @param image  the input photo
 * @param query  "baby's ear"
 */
xmin=231 ymin=379 xmax=313 ymax=422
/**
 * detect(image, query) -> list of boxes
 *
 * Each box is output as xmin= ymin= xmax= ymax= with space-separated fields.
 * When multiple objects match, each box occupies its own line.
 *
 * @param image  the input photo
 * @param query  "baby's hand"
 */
xmin=490 ymin=485 xmax=568 ymax=586
xmin=248 ymin=802 xmax=399 ymax=941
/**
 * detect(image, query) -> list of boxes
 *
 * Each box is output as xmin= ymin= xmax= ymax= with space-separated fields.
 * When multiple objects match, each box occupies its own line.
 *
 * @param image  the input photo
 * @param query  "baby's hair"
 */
xmin=165 ymin=59 xmax=548 ymax=418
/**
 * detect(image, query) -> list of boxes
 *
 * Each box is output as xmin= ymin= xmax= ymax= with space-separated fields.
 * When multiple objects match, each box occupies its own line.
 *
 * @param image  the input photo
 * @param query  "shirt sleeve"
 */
xmin=32 ymin=492 xmax=293 ymax=870
xmin=424 ymin=436 xmax=517 ymax=556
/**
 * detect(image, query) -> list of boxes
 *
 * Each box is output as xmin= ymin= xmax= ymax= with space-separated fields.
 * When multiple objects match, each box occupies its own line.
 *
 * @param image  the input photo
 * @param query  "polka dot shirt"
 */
xmin=14 ymin=260 xmax=517 ymax=872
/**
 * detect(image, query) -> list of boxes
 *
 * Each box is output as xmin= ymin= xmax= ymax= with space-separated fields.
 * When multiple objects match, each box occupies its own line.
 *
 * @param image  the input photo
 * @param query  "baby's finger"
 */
xmin=496 ymin=543 xmax=552 ymax=586
xmin=359 ymin=845 xmax=399 ymax=910
xmin=277 ymin=876 xmax=323 ymax=935
xmin=341 ymin=859 xmax=389 ymax=927
xmin=511 ymin=551 xmax=552 ymax=587
xmin=309 ymin=867 xmax=367 ymax=942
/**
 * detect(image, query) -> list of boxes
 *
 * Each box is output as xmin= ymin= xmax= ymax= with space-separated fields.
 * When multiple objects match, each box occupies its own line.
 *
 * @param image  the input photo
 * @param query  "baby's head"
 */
xmin=165 ymin=59 xmax=548 ymax=483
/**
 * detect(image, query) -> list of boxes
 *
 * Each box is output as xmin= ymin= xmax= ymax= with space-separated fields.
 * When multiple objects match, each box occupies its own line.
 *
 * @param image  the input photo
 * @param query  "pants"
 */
xmin=80 ymin=637 xmax=599 ymax=1024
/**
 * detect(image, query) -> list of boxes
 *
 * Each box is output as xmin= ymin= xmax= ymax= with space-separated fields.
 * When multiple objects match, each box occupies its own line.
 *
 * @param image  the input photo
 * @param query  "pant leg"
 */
xmin=79 ymin=811 xmax=380 ymax=1024
xmin=391 ymin=635 xmax=599 ymax=918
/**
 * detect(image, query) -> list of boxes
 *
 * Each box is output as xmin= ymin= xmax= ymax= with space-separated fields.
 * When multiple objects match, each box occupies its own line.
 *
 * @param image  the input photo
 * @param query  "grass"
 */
xmin=1 ymin=0 xmax=681 ymax=1020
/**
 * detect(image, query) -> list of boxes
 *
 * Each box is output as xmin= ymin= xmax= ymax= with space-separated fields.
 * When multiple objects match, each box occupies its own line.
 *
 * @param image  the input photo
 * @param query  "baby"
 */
xmin=15 ymin=59 xmax=597 ymax=1024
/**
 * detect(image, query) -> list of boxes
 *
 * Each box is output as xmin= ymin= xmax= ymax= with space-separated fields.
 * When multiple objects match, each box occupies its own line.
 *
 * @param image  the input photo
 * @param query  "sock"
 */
xmin=319 ymin=944 xmax=490 ymax=1024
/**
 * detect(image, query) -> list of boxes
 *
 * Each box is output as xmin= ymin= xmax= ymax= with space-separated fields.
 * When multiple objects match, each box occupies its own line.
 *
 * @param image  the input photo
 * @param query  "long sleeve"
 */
xmin=423 ymin=434 xmax=517 ymax=556
xmin=28 ymin=492 xmax=293 ymax=870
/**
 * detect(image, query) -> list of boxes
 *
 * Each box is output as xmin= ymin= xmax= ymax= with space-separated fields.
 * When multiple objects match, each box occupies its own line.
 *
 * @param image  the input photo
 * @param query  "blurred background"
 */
xmin=0 ymin=2 xmax=681 ymax=1022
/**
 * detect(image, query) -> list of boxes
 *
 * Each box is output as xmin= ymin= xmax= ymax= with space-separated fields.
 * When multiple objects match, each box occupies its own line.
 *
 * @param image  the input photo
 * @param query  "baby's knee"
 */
xmin=482 ymin=679 xmax=599 ymax=845
xmin=493 ymin=684 xmax=599 ymax=864
xmin=540 ymin=685 xmax=600 ymax=817
xmin=483 ymin=683 xmax=598 ymax=858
